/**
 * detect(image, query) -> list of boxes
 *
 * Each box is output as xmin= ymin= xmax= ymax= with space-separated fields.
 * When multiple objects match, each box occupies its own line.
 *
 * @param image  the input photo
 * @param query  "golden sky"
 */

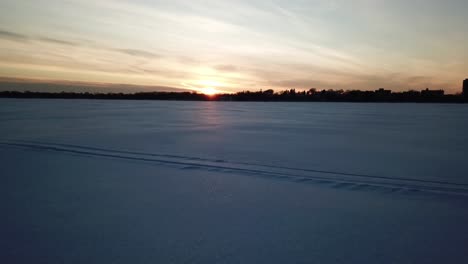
xmin=1 ymin=0 xmax=467 ymax=93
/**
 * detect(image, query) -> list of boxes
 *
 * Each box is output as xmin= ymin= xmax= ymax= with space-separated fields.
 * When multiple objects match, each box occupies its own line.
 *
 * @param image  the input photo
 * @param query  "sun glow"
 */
xmin=181 ymin=79 xmax=227 ymax=95
xmin=194 ymin=79 xmax=226 ymax=95
xmin=199 ymin=86 xmax=218 ymax=95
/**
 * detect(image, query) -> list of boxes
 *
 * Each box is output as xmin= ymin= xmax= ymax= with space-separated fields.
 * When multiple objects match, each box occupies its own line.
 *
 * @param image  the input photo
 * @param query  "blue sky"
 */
xmin=0 ymin=0 xmax=467 ymax=93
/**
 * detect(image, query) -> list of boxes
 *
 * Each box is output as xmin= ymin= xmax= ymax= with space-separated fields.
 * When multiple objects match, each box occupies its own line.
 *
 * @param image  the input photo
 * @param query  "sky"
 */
xmin=0 ymin=0 xmax=467 ymax=93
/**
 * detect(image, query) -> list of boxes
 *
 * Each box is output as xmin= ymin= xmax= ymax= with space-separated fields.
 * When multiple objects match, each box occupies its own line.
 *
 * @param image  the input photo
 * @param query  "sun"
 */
xmin=183 ymin=79 xmax=225 ymax=95
xmin=200 ymin=86 xmax=218 ymax=95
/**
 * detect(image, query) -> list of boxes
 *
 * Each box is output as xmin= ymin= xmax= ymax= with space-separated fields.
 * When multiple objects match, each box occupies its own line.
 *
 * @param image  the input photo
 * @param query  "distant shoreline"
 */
xmin=1 ymin=90 xmax=467 ymax=103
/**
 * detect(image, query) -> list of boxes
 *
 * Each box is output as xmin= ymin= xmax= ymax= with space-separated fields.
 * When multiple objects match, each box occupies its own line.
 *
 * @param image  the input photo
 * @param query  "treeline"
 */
xmin=0 ymin=88 xmax=466 ymax=103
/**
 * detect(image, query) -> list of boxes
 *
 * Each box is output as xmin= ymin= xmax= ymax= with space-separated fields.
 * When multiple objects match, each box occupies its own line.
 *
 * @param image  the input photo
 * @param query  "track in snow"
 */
xmin=2 ymin=140 xmax=468 ymax=199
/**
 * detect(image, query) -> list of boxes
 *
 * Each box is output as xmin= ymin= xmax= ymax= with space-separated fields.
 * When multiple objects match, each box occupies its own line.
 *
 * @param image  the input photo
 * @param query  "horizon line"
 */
xmin=0 ymin=76 xmax=464 ymax=95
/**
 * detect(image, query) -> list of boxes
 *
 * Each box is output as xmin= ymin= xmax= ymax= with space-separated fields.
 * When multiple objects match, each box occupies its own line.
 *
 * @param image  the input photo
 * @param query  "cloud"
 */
xmin=0 ymin=29 xmax=80 ymax=47
xmin=115 ymin=48 xmax=160 ymax=59
xmin=0 ymin=29 xmax=29 ymax=41
xmin=37 ymin=37 xmax=79 ymax=46
xmin=215 ymin=64 xmax=238 ymax=72
xmin=0 ymin=77 xmax=188 ymax=93
xmin=177 ymin=56 xmax=200 ymax=65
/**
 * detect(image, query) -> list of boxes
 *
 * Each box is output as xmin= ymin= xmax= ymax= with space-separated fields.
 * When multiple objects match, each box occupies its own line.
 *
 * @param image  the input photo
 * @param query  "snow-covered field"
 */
xmin=1 ymin=99 xmax=468 ymax=263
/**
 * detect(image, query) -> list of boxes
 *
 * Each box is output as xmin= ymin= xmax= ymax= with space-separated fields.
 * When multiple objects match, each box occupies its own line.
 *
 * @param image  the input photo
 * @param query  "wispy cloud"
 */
xmin=114 ymin=48 xmax=160 ymax=59
xmin=0 ymin=77 xmax=188 ymax=93
xmin=37 ymin=37 xmax=79 ymax=46
xmin=0 ymin=29 xmax=29 ymax=41
xmin=0 ymin=29 xmax=80 ymax=46
xmin=215 ymin=65 xmax=238 ymax=72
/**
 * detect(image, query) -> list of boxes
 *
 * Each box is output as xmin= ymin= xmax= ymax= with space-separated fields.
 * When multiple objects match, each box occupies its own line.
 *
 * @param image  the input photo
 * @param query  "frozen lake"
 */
xmin=1 ymin=99 xmax=468 ymax=263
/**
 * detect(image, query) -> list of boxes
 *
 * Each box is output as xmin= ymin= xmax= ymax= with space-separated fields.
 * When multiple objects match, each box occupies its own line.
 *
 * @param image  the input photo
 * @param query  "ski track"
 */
xmin=2 ymin=140 xmax=468 ymax=199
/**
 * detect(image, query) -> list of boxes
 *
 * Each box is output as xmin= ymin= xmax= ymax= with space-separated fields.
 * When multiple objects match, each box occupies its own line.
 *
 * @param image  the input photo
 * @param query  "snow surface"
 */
xmin=1 ymin=99 xmax=468 ymax=263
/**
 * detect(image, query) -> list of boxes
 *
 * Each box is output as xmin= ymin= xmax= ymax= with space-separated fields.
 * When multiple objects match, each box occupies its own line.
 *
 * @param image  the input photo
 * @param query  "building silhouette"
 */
xmin=375 ymin=88 xmax=392 ymax=95
xmin=421 ymin=88 xmax=444 ymax=97
xmin=464 ymin=79 xmax=468 ymax=97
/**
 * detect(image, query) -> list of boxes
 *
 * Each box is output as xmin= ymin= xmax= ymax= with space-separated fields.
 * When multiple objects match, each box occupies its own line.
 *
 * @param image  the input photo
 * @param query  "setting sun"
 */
xmin=194 ymin=80 xmax=225 ymax=95
xmin=200 ymin=87 xmax=218 ymax=95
